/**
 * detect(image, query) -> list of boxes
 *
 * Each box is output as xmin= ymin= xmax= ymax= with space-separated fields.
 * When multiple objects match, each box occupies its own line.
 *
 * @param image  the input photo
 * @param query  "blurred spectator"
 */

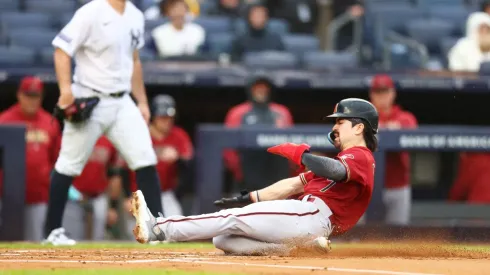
xmin=265 ymin=0 xmax=319 ymax=34
xmin=144 ymin=0 xmax=200 ymax=20
xmin=231 ymin=3 xmax=285 ymax=60
xmin=151 ymin=0 xmax=205 ymax=57
xmin=125 ymin=95 xmax=194 ymax=236
xmin=0 ymin=76 xmax=61 ymax=241
xmin=62 ymin=136 xmax=118 ymax=241
xmin=223 ymin=74 xmax=293 ymax=192
xmin=449 ymin=152 xmax=490 ymax=203
xmin=369 ymin=74 xmax=417 ymax=225
xmin=448 ymin=12 xmax=490 ymax=72
xmin=331 ymin=0 xmax=363 ymax=50
xmin=209 ymin=0 xmax=246 ymax=18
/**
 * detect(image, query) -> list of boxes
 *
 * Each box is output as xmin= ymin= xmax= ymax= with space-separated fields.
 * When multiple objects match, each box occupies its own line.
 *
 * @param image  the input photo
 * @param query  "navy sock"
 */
xmin=135 ymin=165 xmax=163 ymax=216
xmin=44 ymin=170 xmax=73 ymax=237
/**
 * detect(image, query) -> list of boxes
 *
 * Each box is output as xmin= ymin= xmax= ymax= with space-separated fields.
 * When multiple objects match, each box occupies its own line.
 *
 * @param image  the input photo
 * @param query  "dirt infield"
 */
xmin=0 ymin=242 xmax=489 ymax=275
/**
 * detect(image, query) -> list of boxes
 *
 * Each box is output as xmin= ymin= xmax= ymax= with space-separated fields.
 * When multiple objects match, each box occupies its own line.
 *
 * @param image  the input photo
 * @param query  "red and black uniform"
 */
xmin=379 ymin=105 xmax=417 ymax=189
xmin=450 ymin=153 xmax=490 ymax=203
xmin=299 ymin=147 xmax=375 ymax=235
xmin=0 ymin=104 xmax=61 ymax=204
xmin=72 ymin=136 xmax=117 ymax=197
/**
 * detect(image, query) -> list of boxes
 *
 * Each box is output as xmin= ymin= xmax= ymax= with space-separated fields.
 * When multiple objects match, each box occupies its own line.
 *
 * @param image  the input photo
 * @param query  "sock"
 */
xmin=44 ymin=170 xmax=73 ymax=237
xmin=135 ymin=165 xmax=163 ymax=216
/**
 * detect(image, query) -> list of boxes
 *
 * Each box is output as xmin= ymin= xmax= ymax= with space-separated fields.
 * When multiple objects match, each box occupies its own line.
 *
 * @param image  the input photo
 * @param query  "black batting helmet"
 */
xmin=324 ymin=98 xmax=379 ymax=145
xmin=151 ymin=95 xmax=176 ymax=117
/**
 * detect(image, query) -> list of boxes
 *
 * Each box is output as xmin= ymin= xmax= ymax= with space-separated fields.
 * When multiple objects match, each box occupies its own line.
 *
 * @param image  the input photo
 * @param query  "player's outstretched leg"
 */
xmin=131 ymin=190 xmax=166 ymax=243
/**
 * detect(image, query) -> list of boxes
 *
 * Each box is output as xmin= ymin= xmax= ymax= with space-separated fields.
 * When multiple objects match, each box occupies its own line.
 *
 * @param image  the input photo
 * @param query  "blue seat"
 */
xmin=243 ymin=51 xmax=299 ymax=70
xmin=39 ymin=47 xmax=54 ymax=65
xmin=480 ymin=61 xmax=490 ymax=75
xmin=0 ymin=46 xmax=35 ymax=65
xmin=439 ymin=36 xmax=459 ymax=57
xmin=428 ymin=8 xmax=470 ymax=36
xmin=302 ymin=51 xmax=358 ymax=70
xmin=25 ymin=0 xmax=76 ymax=14
xmin=406 ymin=18 xmax=454 ymax=54
xmin=234 ymin=18 xmax=290 ymax=35
xmin=57 ymin=13 xmax=75 ymax=29
xmin=139 ymin=48 xmax=156 ymax=62
xmin=208 ymin=33 xmax=233 ymax=54
xmin=10 ymin=29 xmax=57 ymax=50
xmin=0 ymin=12 xmax=52 ymax=31
xmin=365 ymin=0 xmax=413 ymax=11
xmin=194 ymin=16 xmax=232 ymax=33
xmin=283 ymin=34 xmax=320 ymax=55
xmin=416 ymin=0 xmax=465 ymax=10
xmin=0 ymin=0 xmax=19 ymax=11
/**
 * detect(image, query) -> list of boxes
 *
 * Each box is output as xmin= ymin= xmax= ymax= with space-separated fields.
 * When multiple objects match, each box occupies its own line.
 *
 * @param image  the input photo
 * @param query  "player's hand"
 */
xmin=214 ymin=191 xmax=253 ymax=209
xmin=159 ymin=147 xmax=179 ymax=162
xmin=267 ymin=143 xmax=310 ymax=169
xmin=138 ymin=102 xmax=151 ymax=124
xmin=57 ymin=90 xmax=75 ymax=108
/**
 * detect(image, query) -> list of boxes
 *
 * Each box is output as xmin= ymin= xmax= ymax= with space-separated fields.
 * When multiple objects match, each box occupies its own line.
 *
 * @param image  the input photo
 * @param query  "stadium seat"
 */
xmin=364 ymin=0 xmax=413 ymax=11
xmin=25 ymin=0 xmax=77 ymax=14
xmin=439 ymin=36 xmax=459 ymax=67
xmin=428 ymin=8 xmax=470 ymax=36
xmin=243 ymin=51 xmax=299 ymax=70
xmin=9 ymin=29 xmax=57 ymax=51
xmin=415 ymin=0 xmax=465 ymax=10
xmin=194 ymin=17 xmax=232 ymax=33
xmin=406 ymin=18 xmax=454 ymax=54
xmin=0 ymin=46 xmax=35 ymax=65
xmin=208 ymin=33 xmax=234 ymax=55
xmin=57 ymin=13 xmax=75 ymax=29
xmin=139 ymin=48 xmax=157 ymax=62
xmin=283 ymin=34 xmax=320 ymax=56
xmin=0 ymin=0 xmax=19 ymax=11
xmin=234 ymin=18 xmax=290 ymax=35
xmin=0 ymin=12 xmax=52 ymax=31
xmin=39 ymin=47 xmax=54 ymax=65
xmin=302 ymin=51 xmax=358 ymax=70
xmin=479 ymin=61 xmax=490 ymax=75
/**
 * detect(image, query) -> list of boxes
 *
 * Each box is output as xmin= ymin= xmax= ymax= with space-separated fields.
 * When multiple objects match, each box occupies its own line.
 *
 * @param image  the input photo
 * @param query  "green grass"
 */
xmin=1 ymin=270 xmax=241 ymax=275
xmin=0 ymin=242 xmax=214 ymax=249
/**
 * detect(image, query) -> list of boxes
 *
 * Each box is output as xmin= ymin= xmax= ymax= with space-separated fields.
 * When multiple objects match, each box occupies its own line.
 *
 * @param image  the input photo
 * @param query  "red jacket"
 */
xmin=0 ymin=104 xmax=61 ymax=204
xmin=449 ymin=153 xmax=490 ymax=203
xmin=378 ymin=105 xmax=417 ymax=189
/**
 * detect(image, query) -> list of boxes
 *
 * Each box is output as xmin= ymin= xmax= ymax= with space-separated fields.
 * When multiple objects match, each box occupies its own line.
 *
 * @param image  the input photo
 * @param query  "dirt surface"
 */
xmin=0 ymin=242 xmax=489 ymax=275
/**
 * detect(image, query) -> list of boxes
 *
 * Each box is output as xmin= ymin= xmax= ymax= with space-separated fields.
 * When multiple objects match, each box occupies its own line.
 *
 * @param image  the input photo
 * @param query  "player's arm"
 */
xmin=214 ymin=176 xmax=304 ymax=208
xmin=300 ymin=153 xmax=347 ymax=182
xmin=131 ymin=50 xmax=147 ymax=105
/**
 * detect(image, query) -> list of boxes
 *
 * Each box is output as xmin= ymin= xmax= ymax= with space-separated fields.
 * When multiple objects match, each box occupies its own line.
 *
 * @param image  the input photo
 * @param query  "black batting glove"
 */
xmin=214 ymin=190 xmax=253 ymax=209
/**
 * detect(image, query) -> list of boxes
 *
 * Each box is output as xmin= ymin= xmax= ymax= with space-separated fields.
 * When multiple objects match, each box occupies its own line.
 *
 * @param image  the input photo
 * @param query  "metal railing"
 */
xmin=382 ymin=30 xmax=430 ymax=70
xmin=326 ymin=12 xmax=363 ymax=53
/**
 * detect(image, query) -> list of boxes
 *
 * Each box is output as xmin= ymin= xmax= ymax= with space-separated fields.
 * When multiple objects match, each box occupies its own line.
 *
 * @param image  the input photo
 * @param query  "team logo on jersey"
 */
xmin=130 ymin=30 xmax=141 ymax=49
xmin=340 ymin=154 xmax=354 ymax=160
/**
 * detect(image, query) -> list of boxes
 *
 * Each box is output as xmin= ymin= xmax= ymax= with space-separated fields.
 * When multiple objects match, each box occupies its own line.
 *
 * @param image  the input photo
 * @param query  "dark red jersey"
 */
xmin=299 ymin=146 xmax=375 ymax=235
xmin=449 ymin=152 xmax=490 ymax=203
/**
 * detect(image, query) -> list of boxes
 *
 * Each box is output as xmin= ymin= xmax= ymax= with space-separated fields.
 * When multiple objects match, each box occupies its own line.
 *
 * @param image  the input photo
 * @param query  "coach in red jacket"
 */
xmin=369 ymin=74 xmax=417 ymax=225
xmin=223 ymin=74 xmax=294 ymax=192
xmin=0 ymin=76 xmax=61 ymax=241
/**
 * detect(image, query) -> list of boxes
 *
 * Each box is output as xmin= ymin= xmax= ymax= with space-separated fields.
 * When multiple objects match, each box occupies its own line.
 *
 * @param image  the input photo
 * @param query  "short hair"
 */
xmin=162 ymin=0 xmax=188 ymax=15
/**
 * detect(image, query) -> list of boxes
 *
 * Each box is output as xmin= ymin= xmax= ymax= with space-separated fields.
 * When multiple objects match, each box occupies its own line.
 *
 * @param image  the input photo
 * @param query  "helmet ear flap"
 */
xmin=327 ymin=131 xmax=336 ymax=145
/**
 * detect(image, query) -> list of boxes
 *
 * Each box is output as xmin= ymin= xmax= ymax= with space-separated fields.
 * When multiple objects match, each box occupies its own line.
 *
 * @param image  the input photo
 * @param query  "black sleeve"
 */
xmin=301 ymin=153 xmax=347 ymax=182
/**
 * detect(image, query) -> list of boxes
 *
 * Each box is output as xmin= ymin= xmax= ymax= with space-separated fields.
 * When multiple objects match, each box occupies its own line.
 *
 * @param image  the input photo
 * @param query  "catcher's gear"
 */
xmin=267 ymin=143 xmax=310 ymax=170
xmin=53 ymin=97 xmax=100 ymax=123
xmin=323 ymin=98 xmax=379 ymax=145
xmin=214 ymin=191 xmax=253 ymax=209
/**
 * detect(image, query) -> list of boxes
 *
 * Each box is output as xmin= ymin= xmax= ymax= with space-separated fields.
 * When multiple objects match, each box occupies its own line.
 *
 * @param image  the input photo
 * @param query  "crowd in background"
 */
xmin=0 ymin=0 xmax=490 ymax=242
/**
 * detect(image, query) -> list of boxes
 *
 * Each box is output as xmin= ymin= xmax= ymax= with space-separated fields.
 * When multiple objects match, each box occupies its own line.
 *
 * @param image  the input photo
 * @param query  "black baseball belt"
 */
xmin=75 ymin=82 xmax=127 ymax=98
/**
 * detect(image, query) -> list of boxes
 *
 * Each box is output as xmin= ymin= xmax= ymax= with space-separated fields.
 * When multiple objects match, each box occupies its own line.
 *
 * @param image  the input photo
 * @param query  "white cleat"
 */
xmin=312 ymin=236 xmax=332 ymax=253
xmin=42 ymin=227 xmax=76 ymax=246
xmin=130 ymin=190 xmax=166 ymax=244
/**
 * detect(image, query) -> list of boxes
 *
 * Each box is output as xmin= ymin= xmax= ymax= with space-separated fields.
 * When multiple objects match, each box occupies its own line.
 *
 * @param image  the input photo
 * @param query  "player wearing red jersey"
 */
xmin=129 ymin=98 xmax=378 ymax=255
xmin=62 ymin=136 xmax=118 ymax=240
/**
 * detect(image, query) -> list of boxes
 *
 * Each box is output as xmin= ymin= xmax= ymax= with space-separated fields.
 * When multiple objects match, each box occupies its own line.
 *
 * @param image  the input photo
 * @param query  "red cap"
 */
xmin=370 ymin=74 xmax=394 ymax=90
xmin=19 ymin=76 xmax=43 ymax=95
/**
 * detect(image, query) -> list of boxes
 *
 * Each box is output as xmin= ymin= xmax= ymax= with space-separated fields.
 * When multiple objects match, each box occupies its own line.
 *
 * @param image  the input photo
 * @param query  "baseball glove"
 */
xmin=53 ymin=97 xmax=100 ymax=123
xmin=213 ymin=190 xmax=253 ymax=209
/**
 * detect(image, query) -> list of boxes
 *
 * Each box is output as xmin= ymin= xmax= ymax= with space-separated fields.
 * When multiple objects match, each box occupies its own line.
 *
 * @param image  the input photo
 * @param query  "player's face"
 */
xmin=369 ymin=88 xmax=395 ymax=112
xmin=249 ymin=7 xmax=268 ymax=30
xmin=251 ymin=82 xmax=270 ymax=103
xmin=331 ymin=118 xmax=364 ymax=150
xmin=17 ymin=92 xmax=42 ymax=116
xmin=153 ymin=116 xmax=174 ymax=133
xmin=168 ymin=2 xmax=187 ymax=25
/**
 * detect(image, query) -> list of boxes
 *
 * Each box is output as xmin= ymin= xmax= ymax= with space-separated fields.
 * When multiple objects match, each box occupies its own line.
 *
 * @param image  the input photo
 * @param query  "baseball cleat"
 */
xmin=130 ymin=190 xmax=166 ymax=244
xmin=42 ymin=227 xmax=76 ymax=246
xmin=312 ymin=236 xmax=332 ymax=253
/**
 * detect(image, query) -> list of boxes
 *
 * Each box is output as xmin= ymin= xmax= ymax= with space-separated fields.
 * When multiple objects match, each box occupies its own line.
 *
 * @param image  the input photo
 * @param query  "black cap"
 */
xmin=152 ymin=95 xmax=176 ymax=117
xmin=324 ymin=98 xmax=379 ymax=133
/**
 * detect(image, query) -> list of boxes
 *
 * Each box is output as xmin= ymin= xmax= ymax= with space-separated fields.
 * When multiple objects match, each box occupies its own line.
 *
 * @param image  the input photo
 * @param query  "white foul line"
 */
xmin=0 ymin=258 xmax=445 ymax=275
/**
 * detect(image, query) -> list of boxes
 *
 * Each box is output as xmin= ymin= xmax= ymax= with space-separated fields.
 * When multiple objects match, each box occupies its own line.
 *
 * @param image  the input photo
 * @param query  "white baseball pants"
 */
xmin=155 ymin=195 xmax=333 ymax=254
xmin=55 ymin=83 xmax=157 ymax=176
